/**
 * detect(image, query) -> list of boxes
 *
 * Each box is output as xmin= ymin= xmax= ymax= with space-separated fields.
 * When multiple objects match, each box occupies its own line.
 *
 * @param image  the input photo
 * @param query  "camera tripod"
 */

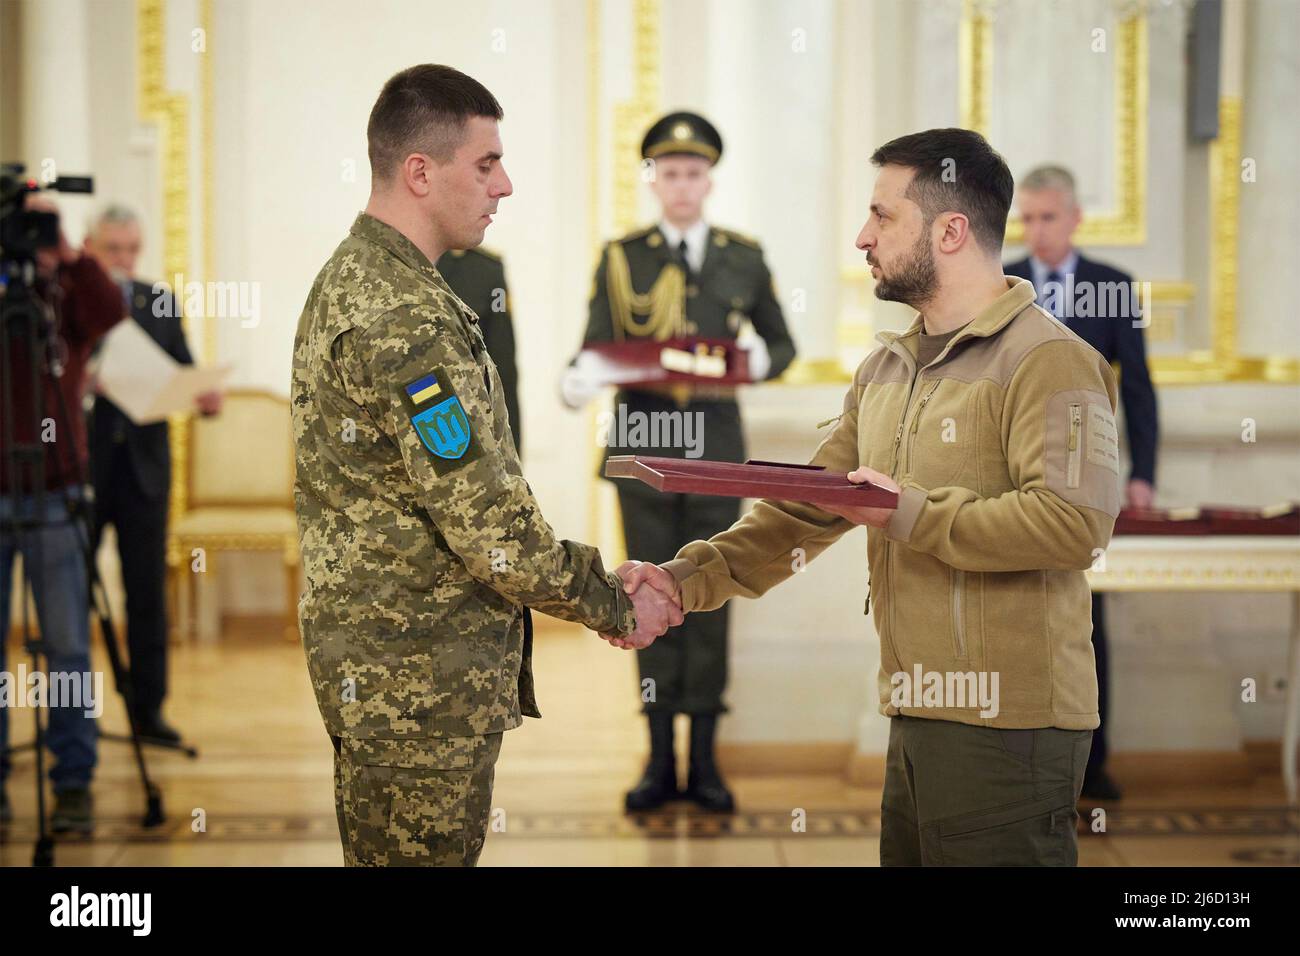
xmin=1 ymin=254 xmax=179 ymax=867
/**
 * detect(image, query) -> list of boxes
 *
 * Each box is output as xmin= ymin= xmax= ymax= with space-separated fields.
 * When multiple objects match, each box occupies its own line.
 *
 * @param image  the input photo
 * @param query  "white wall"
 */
xmin=205 ymin=0 xmax=598 ymax=606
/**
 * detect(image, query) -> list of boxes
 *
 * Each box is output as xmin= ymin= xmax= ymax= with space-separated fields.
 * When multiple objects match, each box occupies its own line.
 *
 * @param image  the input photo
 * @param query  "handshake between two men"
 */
xmin=600 ymin=561 xmax=684 ymax=650
xmin=593 ymin=465 xmax=902 ymax=651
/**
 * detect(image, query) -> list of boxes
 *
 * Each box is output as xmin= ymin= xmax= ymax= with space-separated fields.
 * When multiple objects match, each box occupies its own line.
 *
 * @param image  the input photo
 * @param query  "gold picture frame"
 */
xmin=960 ymin=1 xmax=1147 ymax=247
xmin=958 ymin=1 xmax=1297 ymax=384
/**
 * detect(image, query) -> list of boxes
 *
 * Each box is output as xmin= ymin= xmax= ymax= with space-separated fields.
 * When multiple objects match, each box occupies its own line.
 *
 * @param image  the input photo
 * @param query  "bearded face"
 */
xmin=871 ymin=223 xmax=937 ymax=310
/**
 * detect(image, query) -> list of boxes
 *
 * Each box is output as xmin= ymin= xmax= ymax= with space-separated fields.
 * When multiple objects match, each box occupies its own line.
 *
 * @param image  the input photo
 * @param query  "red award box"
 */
xmin=1201 ymin=504 xmax=1300 ymax=535
xmin=1112 ymin=507 xmax=1212 ymax=536
xmin=582 ymin=337 xmax=753 ymax=388
xmin=1113 ymin=504 xmax=1300 ymax=536
xmin=605 ymin=456 xmax=899 ymax=509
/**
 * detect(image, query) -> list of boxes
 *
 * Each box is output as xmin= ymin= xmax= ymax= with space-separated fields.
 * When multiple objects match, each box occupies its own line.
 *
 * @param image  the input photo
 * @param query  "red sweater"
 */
xmin=1 ymin=254 xmax=125 ymax=493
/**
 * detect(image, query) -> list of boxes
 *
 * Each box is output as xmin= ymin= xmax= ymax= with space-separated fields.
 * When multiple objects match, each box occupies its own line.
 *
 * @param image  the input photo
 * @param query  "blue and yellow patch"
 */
xmin=401 ymin=366 xmax=480 ymax=471
xmin=405 ymin=373 xmax=443 ymax=406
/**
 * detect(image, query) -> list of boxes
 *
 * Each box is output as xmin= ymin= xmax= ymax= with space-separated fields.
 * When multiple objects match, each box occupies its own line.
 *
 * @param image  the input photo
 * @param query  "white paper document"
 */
xmin=95 ymin=319 xmax=231 ymax=424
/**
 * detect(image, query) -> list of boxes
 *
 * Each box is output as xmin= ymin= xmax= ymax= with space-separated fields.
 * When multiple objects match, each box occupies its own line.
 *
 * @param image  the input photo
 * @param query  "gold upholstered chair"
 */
xmin=166 ymin=388 xmax=300 ymax=641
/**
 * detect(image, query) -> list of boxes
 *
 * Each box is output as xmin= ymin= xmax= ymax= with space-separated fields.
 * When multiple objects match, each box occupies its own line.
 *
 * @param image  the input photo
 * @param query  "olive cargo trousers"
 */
xmin=880 ymin=714 xmax=1091 ymax=866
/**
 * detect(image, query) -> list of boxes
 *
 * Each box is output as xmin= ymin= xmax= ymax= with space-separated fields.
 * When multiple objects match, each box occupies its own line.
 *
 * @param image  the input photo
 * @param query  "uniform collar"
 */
xmin=657 ymin=219 xmax=709 ymax=272
xmin=875 ymin=277 xmax=1038 ymax=363
xmin=349 ymin=212 xmax=454 ymax=287
xmin=658 ymin=218 xmax=708 ymax=247
xmin=348 ymin=212 xmax=478 ymax=325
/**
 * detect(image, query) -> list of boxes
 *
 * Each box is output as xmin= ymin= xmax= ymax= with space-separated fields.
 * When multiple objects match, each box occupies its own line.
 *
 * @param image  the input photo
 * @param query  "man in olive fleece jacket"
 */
xmin=614 ymin=130 xmax=1121 ymax=866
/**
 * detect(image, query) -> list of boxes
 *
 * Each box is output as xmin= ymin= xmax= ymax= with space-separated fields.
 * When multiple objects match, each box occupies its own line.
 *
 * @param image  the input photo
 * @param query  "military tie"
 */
xmin=676 ymin=239 xmax=693 ymax=279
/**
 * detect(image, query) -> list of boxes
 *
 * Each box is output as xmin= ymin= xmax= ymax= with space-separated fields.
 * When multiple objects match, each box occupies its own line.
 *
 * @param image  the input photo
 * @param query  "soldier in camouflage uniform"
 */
xmin=292 ymin=65 xmax=682 ymax=867
xmin=562 ymin=113 xmax=797 ymax=813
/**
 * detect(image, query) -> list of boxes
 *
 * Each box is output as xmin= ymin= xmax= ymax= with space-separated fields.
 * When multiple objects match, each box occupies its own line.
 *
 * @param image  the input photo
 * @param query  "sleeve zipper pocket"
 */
xmin=1066 ymin=402 xmax=1082 ymax=488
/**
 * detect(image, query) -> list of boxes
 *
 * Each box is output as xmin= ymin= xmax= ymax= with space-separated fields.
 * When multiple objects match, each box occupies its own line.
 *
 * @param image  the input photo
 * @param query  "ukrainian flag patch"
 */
xmin=405 ymin=373 xmax=442 ymax=406
xmin=401 ymin=366 xmax=480 ymax=471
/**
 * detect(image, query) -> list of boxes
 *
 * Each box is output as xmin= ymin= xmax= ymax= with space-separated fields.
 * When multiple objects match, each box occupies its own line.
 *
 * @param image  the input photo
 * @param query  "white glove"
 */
xmin=560 ymin=351 xmax=603 ymax=409
xmin=742 ymin=333 xmax=771 ymax=382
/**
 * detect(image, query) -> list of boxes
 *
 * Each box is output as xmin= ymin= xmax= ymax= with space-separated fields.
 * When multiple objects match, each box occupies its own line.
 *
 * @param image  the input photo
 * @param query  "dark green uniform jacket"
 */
xmin=582 ymin=224 xmax=796 ymax=487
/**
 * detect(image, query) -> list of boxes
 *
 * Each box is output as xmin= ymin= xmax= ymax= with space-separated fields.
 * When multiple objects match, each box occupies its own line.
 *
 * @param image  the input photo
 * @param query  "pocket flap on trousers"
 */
xmin=343 ymin=735 xmax=480 ymax=771
xmin=937 ymin=785 xmax=1075 ymax=838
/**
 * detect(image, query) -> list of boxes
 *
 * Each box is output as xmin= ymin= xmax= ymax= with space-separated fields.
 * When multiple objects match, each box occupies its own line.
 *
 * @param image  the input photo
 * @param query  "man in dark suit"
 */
xmin=84 ymin=205 xmax=224 ymax=743
xmin=436 ymin=247 xmax=522 ymax=455
xmin=1005 ymin=165 xmax=1159 ymax=801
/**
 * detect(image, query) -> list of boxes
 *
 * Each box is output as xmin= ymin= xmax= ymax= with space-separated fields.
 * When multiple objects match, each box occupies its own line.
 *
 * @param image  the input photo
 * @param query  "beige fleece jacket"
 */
xmin=663 ymin=278 xmax=1121 ymax=730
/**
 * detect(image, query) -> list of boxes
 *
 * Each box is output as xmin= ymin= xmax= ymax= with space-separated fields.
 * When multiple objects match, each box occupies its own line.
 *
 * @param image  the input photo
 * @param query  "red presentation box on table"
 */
xmin=582 ymin=337 xmax=754 ymax=388
xmin=605 ymin=456 xmax=899 ymax=509
xmin=1113 ymin=504 xmax=1300 ymax=536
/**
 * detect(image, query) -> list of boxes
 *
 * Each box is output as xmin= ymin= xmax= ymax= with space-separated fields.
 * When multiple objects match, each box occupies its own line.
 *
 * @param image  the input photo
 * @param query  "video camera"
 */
xmin=0 ymin=162 xmax=94 ymax=268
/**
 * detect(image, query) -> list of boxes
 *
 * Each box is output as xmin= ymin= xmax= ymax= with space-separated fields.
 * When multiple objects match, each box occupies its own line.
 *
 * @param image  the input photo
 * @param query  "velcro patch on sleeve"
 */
xmin=400 ymin=366 xmax=483 ymax=473
xmin=1085 ymin=402 xmax=1120 ymax=475
xmin=1043 ymin=389 xmax=1121 ymax=517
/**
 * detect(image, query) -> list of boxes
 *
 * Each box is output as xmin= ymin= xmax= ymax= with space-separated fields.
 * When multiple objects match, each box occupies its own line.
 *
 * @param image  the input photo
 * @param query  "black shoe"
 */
xmin=0 ymin=786 xmax=11 ymax=824
xmin=625 ymin=762 xmax=679 ymax=811
xmin=134 ymin=710 xmax=182 ymax=743
xmin=625 ymin=712 xmax=678 ymax=812
xmin=1081 ymin=768 xmax=1123 ymax=801
xmin=51 ymin=787 xmax=94 ymax=835
xmin=684 ymin=714 xmax=735 ymax=813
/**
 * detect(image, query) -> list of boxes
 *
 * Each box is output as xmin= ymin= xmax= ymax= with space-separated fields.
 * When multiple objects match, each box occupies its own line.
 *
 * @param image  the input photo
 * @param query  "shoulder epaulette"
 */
xmin=714 ymin=227 xmax=762 ymax=250
xmin=616 ymin=225 xmax=659 ymax=246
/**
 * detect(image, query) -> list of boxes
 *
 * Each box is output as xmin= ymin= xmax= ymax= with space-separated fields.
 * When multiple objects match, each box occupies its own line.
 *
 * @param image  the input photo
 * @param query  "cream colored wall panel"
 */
xmin=1238 ymin=0 xmax=1300 ymax=359
xmin=989 ymin=0 xmax=1116 ymax=212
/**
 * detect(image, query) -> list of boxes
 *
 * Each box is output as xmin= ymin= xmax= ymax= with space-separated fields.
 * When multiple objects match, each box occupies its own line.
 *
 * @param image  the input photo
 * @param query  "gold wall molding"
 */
xmin=1210 ymin=95 xmax=1240 ymax=364
xmin=948 ymin=7 xmax=1293 ymax=386
xmin=958 ymin=0 xmax=992 ymax=139
xmin=960 ymin=1 xmax=1148 ymax=247
xmin=1145 ymin=280 xmax=1194 ymax=345
xmin=200 ymin=0 xmax=215 ymax=364
xmin=1150 ymin=96 xmax=1299 ymax=384
xmin=137 ymin=0 xmax=222 ymax=518
xmin=587 ymin=0 xmax=663 ymax=553
xmin=611 ymin=0 xmax=662 ymax=233
xmin=136 ymin=0 xmax=194 ymax=521
xmin=136 ymin=0 xmax=190 ymax=292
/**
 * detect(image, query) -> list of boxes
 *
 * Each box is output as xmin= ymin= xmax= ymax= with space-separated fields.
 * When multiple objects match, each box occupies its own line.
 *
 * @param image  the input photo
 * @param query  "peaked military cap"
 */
xmin=641 ymin=111 xmax=723 ymax=165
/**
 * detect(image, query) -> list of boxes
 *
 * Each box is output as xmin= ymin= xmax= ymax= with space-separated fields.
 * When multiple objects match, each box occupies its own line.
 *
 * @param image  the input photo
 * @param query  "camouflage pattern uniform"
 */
xmin=293 ymin=213 xmax=636 ymax=866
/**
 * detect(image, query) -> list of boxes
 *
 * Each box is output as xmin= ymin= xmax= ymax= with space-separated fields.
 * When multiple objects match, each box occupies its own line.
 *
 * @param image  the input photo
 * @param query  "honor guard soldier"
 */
xmin=562 ymin=111 xmax=797 ymax=812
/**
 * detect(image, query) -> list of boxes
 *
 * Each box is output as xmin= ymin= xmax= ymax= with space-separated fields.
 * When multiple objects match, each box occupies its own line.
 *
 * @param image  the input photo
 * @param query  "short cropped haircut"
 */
xmin=870 ymin=128 xmax=1015 ymax=255
xmin=1019 ymin=165 xmax=1078 ymax=205
xmin=367 ymin=64 xmax=503 ymax=182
